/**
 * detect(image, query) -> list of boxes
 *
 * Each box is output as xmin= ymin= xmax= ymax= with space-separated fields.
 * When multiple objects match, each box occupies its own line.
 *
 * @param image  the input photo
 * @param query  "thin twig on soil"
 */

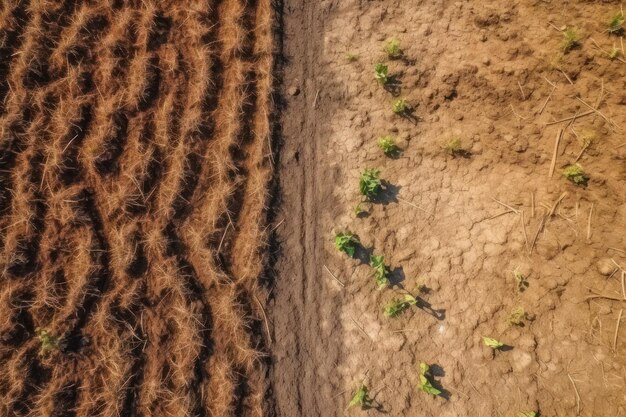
xmin=608 ymin=247 xmax=626 ymax=256
xmin=586 ymin=203 xmax=594 ymax=241
xmin=313 ymin=89 xmax=320 ymax=109
xmin=560 ymin=69 xmax=574 ymax=85
xmin=530 ymin=215 xmax=546 ymax=254
xmin=350 ymin=316 xmax=372 ymax=342
xmin=576 ymin=97 xmax=619 ymax=129
xmin=545 ymin=110 xmax=594 ymax=126
xmin=538 ymin=85 xmax=556 ymax=114
xmin=614 ymin=309 xmax=624 ymax=352
xmin=517 ymin=81 xmax=526 ymax=100
xmin=521 ymin=210 xmax=530 ymax=254
xmin=398 ymin=197 xmax=429 ymax=214
xmin=253 ymin=294 xmax=273 ymax=345
xmin=489 ymin=210 xmax=515 ymax=220
xmin=324 ymin=265 xmax=345 ymax=288
xmin=567 ymin=373 xmax=581 ymax=416
xmin=548 ymin=128 xmax=563 ymax=178
xmin=590 ymin=37 xmax=626 ymax=64
xmin=491 ymin=197 xmax=519 ymax=214
xmin=548 ymin=192 xmax=567 ymax=217
xmin=531 ymin=192 xmax=535 ymax=218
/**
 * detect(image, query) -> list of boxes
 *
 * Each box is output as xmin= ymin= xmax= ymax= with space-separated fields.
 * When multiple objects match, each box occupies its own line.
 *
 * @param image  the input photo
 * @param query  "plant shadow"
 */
xmin=449 ymin=149 xmax=472 ymax=159
xmin=370 ymin=181 xmax=400 ymax=205
xmin=383 ymin=75 xmax=402 ymax=97
xmin=388 ymin=266 xmax=405 ymax=287
xmin=428 ymin=364 xmax=451 ymax=401
xmin=397 ymin=107 xmax=419 ymax=125
xmin=353 ymin=244 xmax=374 ymax=266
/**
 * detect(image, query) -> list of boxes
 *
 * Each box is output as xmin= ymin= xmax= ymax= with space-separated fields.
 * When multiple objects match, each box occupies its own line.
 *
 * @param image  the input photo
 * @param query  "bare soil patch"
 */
xmin=0 ymin=1 xmax=277 ymax=416
xmin=273 ymin=1 xmax=626 ymax=416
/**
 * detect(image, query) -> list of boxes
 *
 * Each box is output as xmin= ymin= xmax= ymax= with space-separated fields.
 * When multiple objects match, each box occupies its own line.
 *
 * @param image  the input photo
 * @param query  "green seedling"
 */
xmin=514 ymin=269 xmax=529 ymax=293
xmin=377 ymin=136 xmax=398 ymax=156
xmin=608 ymin=12 xmax=625 ymax=34
xmin=374 ymin=63 xmax=389 ymax=84
xmin=392 ymin=99 xmax=408 ymax=115
xmin=335 ymin=232 xmax=359 ymax=257
xmin=561 ymin=27 xmax=581 ymax=52
xmin=578 ymin=128 xmax=597 ymax=147
xmin=609 ymin=46 xmax=622 ymax=59
xmin=482 ymin=336 xmax=504 ymax=349
xmin=563 ymin=164 xmax=588 ymax=186
xmin=507 ymin=307 xmax=526 ymax=326
xmin=348 ymin=383 xmax=373 ymax=409
xmin=384 ymin=37 xmax=402 ymax=59
xmin=384 ymin=294 xmax=417 ymax=317
xmin=346 ymin=52 xmax=358 ymax=62
xmin=418 ymin=362 xmax=442 ymax=396
xmin=36 ymin=328 xmax=59 ymax=355
xmin=442 ymin=138 xmax=463 ymax=155
xmin=354 ymin=203 xmax=366 ymax=216
xmin=370 ymin=254 xmax=390 ymax=288
xmin=359 ymin=168 xmax=382 ymax=199
xmin=519 ymin=412 xmax=538 ymax=417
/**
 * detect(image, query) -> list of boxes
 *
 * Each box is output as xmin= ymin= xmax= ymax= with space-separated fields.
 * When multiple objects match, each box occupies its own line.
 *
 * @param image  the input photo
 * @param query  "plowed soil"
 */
xmin=0 ymin=1 xmax=277 ymax=416
xmin=273 ymin=0 xmax=626 ymax=416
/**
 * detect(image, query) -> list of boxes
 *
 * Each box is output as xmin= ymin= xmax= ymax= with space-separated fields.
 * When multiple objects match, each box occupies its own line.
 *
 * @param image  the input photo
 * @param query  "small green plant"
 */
xmin=392 ymin=99 xmax=408 ymax=115
xmin=377 ymin=136 xmax=398 ymax=156
xmin=563 ymin=164 xmax=589 ymax=186
xmin=369 ymin=254 xmax=390 ymax=288
xmin=519 ymin=412 xmax=538 ymax=417
xmin=561 ymin=27 xmax=581 ymax=52
xmin=354 ymin=203 xmax=366 ymax=216
xmin=384 ymin=37 xmax=402 ymax=59
xmin=608 ymin=12 xmax=625 ymax=34
xmin=507 ymin=307 xmax=526 ymax=326
xmin=359 ymin=168 xmax=382 ymax=199
xmin=348 ymin=383 xmax=372 ymax=409
xmin=374 ymin=63 xmax=389 ymax=84
xmin=442 ymin=138 xmax=463 ymax=155
xmin=578 ymin=128 xmax=597 ymax=147
xmin=346 ymin=52 xmax=358 ymax=62
xmin=609 ymin=46 xmax=622 ymax=59
xmin=335 ymin=232 xmax=359 ymax=257
xmin=36 ymin=328 xmax=59 ymax=355
xmin=514 ymin=269 xmax=529 ymax=293
xmin=384 ymin=294 xmax=417 ymax=317
xmin=418 ymin=362 xmax=442 ymax=396
xmin=482 ymin=336 xmax=504 ymax=349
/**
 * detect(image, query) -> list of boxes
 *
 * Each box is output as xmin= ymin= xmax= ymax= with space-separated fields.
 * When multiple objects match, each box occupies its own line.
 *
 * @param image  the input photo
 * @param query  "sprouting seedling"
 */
xmin=482 ymin=336 xmax=504 ymax=349
xmin=442 ymin=138 xmax=463 ymax=155
xmin=392 ymin=99 xmax=408 ymax=115
xmin=609 ymin=45 xmax=622 ymax=59
xmin=418 ymin=362 xmax=442 ymax=396
xmin=348 ymin=383 xmax=373 ymax=409
xmin=354 ymin=203 xmax=366 ymax=216
xmin=377 ymin=136 xmax=398 ymax=156
xmin=374 ymin=63 xmax=389 ymax=84
xmin=335 ymin=232 xmax=360 ymax=257
xmin=507 ymin=307 xmax=526 ymax=326
xmin=346 ymin=52 xmax=359 ymax=62
xmin=514 ymin=269 xmax=529 ymax=293
xmin=561 ymin=27 xmax=581 ymax=52
xmin=36 ymin=328 xmax=59 ymax=355
xmin=563 ymin=164 xmax=589 ymax=186
xmin=359 ymin=168 xmax=382 ymax=199
xmin=608 ymin=12 xmax=625 ymax=34
xmin=518 ymin=412 xmax=538 ymax=417
xmin=578 ymin=128 xmax=597 ymax=147
xmin=384 ymin=294 xmax=417 ymax=317
xmin=384 ymin=37 xmax=402 ymax=59
xmin=369 ymin=254 xmax=390 ymax=288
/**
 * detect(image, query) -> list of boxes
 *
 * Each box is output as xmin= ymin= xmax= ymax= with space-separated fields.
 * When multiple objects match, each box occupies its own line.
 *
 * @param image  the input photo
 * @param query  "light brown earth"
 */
xmin=272 ymin=1 xmax=626 ymax=416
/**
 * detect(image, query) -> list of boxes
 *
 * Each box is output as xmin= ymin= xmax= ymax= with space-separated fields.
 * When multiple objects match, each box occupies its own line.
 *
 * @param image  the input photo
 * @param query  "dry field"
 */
xmin=0 ymin=1 xmax=277 ymax=416
xmin=273 ymin=0 xmax=626 ymax=416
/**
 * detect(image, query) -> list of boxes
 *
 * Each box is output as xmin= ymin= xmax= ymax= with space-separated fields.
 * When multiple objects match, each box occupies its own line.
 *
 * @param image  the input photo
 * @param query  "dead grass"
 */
xmin=0 ymin=0 xmax=277 ymax=416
